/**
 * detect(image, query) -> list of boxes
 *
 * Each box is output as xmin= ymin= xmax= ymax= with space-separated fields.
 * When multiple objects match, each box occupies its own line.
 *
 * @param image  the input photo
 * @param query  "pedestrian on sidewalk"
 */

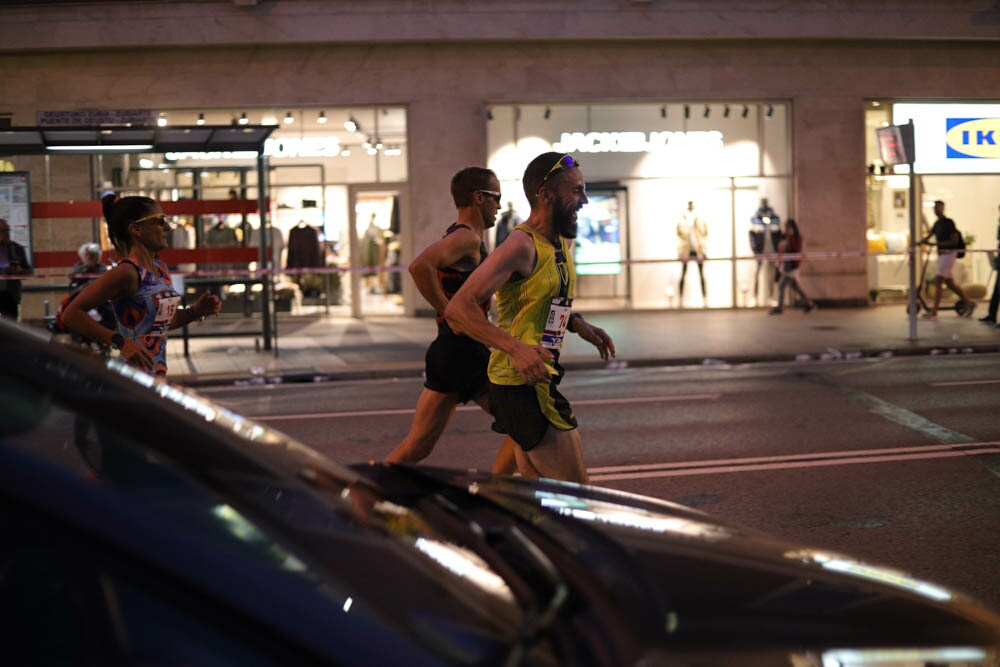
xmin=0 ymin=217 xmax=33 ymax=321
xmin=62 ymin=194 xmax=220 ymax=379
xmin=918 ymin=200 xmax=975 ymax=321
xmin=770 ymin=218 xmax=817 ymax=315
xmin=445 ymin=152 xmax=616 ymax=484
xmin=386 ymin=167 xmax=516 ymax=473
xmin=978 ymin=204 xmax=999 ymax=327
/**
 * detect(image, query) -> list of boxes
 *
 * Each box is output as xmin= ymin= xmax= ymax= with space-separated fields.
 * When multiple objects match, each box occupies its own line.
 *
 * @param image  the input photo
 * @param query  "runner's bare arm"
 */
xmin=409 ymin=227 xmax=482 ymax=314
xmin=444 ymin=230 xmax=555 ymax=384
xmin=568 ymin=313 xmax=616 ymax=361
xmin=60 ymin=264 xmax=136 ymax=347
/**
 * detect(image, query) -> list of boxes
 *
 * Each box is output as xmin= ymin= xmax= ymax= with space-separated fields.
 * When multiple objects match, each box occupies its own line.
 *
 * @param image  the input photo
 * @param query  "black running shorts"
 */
xmin=424 ymin=329 xmax=491 ymax=404
xmin=488 ymin=381 xmax=578 ymax=451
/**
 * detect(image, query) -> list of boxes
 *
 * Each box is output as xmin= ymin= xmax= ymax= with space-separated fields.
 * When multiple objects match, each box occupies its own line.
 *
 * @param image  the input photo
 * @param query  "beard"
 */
xmin=552 ymin=199 xmax=578 ymax=239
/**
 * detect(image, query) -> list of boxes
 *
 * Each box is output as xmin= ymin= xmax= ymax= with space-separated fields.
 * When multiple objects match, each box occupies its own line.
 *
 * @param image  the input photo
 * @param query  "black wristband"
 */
xmin=110 ymin=333 xmax=125 ymax=350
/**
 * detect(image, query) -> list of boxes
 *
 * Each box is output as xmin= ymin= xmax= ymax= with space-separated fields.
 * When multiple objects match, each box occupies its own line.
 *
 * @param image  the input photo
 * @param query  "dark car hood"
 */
xmin=351 ymin=463 xmax=1000 ymax=664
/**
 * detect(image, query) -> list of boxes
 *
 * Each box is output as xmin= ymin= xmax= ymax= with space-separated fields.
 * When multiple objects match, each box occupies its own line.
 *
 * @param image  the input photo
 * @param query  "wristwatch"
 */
xmin=110 ymin=333 xmax=125 ymax=350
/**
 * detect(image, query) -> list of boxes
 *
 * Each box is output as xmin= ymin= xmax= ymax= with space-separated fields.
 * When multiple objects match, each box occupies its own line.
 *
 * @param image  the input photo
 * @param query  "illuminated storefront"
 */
xmin=865 ymin=101 xmax=1000 ymax=302
xmin=93 ymin=107 xmax=408 ymax=317
xmin=487 ymin=102 xmax=792 ymax=309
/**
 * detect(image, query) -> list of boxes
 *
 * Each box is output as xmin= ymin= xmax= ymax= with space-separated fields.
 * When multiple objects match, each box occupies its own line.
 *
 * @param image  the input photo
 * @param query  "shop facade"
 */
xmin=1 ymin=2 xmax=998 ymax=321
xmin=865 ymin=101 xmax=1000 ymax=304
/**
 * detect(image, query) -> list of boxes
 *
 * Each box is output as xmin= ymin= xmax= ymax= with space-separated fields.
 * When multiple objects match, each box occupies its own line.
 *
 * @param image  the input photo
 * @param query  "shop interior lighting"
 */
xmin=544 ymin=106 xmax=551 ymax=120
xmin=660 ymin=106 xmax=666 ymax=118
xmin=238 ymin=112 xmax=249 ymax=125
xmin=50 ymin=144 xmax=154 ymax=152
xmin=317 ymin=110 xmax=327 ymax=124
xmin=741 ymin=105 xmax=749 ymax=118
xmin=344 ymin=115 xmax=358 ymax=132
xmin=157 ymin=114 xmax=168 ymax=128
xmin=723 ymin=104 xmax=731 ymax=118
xmin=766 ymin=104 xmax=774 ymax=117
xmin=340 ymin=147 xmax=351 ymax=157
xmin=196 ymin=113 xmax=206 ymax=126
xmin=703 ymin=105 xmax=710 ymax=118
xmin=284 ymin=112 xmax=294 ymax=125
xmin=375 ymin=138 xmax=384 ymax=150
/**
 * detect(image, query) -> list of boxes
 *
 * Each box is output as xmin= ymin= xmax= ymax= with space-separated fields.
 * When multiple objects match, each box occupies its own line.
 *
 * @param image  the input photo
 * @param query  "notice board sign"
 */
xmin=876 ymin=124 xmax=915 ymax=166
xmin=0 ymin=172 xmax=33 ymax=264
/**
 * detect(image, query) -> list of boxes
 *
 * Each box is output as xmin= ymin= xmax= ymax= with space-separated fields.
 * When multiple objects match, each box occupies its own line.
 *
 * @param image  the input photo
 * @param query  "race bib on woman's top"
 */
xmin=150 ymin=293 xmax=181 ymax=337
xmin=541 ymin=297 xmax=573 ymax=349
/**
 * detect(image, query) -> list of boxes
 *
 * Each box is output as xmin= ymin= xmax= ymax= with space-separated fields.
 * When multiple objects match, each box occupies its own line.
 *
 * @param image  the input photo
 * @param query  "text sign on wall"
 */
xmin=893 ymin=103 xmax=1000 ymax=174
xmin=37 ymin=109 xmax=161 ymax=126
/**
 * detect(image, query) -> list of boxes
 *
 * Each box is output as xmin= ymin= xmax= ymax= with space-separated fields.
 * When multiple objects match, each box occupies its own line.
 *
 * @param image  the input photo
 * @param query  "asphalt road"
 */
xmin=200 ymin=352 xmax=1000 ymax=612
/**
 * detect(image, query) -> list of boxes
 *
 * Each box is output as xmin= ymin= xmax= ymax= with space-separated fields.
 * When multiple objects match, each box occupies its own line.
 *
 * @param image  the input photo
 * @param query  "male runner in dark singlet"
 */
xmin=386 ymin=167 xmax=515 ymax=472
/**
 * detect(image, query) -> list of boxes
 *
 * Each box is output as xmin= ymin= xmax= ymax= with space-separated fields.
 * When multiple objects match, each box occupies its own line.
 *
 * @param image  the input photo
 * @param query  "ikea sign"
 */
xmin=893 ymin=103 xmax=1000 ymax=174
xmin=945 ymin=118 xmax=1000 ymax=159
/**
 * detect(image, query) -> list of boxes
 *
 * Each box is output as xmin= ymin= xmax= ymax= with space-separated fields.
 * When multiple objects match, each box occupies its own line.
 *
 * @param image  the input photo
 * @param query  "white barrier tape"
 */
xmin=19 ymin=247 xmax=995 ymax=281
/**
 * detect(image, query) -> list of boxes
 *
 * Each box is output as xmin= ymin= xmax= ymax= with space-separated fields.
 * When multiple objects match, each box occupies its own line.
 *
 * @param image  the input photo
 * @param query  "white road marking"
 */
xmin=587 ymin=441 xmax=1000 ymax=481
xmin=929 ymin=379 xmax=1000 ymax=387
xmin=252 ymin=393 xmax=720 ymax=421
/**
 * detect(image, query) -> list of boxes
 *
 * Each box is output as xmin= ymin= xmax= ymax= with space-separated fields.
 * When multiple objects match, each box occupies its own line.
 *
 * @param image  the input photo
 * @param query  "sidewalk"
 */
xmin=168 ymin=304 xmax=1000 ymax=386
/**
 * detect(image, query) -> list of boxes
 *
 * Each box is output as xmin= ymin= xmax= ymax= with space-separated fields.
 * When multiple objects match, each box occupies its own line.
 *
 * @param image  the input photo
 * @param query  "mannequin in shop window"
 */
xmin=676 ymin=201 xmax=708 ymax=307
xmin=749 ymin=198 xmax=783 ymax=306
xmin=360 ymin=214 xmax=384 ymax=294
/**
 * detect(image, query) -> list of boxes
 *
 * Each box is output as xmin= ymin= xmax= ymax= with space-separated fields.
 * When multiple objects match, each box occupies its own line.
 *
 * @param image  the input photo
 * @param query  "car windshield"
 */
xmin=0 ymin=329 xmax=534 ymax=663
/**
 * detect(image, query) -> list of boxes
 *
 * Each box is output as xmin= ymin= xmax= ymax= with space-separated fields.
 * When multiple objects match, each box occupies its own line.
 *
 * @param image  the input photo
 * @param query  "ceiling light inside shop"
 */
xmin=742 ymin=105 xmax=749 ymax=118
xmin=261 ymin=113 xmax=278 ymax=125
xmin=238 ymin=112 xmax=249 ymax=125
xmin=723 ymin=105 xmax=731 ymax=118
xmin=139 ymin=158 xmax=154 ymax=168
xmin=196 ymin=113 xmax=206 ymax=126
xmin=375 ymin=138 xmax=384 ymax=150
xmin=660 ymin=106 xmax=666 ymax=118
xmin=157 ymin=114 xmax=167 ymax=127
xmin=684 ymin=105 xmax=690 ymax=119
xmin=340 ymin=148 xmax=351 ymax=157
xmin=703 ymin=105 xmax=710 ymax=118
xmin=345 ymin=115 xmax=358 ymax=132
xmin=766 ymin=104 xmax=774 ymax=117
xmin=366 ymin=146 xmax=377 ymax=155
xmin=385 ymin=145 xmax=401 ymax=156
xmin=284 ymin=112 xmax=294 ymax=125
xmin=317 ymin=111 xmax=327 ymax=124
xmin=544 ymin=106 xmax=551 ymax=120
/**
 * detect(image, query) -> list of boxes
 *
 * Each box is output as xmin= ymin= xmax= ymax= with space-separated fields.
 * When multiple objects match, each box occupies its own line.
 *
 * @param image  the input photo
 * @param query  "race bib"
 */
xmin=541 ymin=296 xmax=573 ymax=349
xmin=150 ymin=293 xmax=181 ymax=336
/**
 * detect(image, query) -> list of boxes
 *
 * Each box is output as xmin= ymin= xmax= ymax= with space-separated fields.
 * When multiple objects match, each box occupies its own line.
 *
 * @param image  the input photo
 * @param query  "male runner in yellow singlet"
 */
xmin=445 ymin=152 xmax=615 ymax=482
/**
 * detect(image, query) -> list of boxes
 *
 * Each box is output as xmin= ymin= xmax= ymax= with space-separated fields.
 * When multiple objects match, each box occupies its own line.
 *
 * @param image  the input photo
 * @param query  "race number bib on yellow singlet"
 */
xmin=541 ymin=297 xmax=573 ymax=349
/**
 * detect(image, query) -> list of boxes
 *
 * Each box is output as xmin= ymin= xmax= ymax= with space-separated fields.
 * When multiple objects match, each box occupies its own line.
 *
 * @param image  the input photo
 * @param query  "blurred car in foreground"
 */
xmin=2 ymin=317 xmax=999 ymax=666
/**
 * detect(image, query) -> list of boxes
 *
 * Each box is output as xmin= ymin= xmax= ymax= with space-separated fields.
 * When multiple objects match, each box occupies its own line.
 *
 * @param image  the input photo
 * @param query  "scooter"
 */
xmin=908 ymin=242 xmax=974 ymax=316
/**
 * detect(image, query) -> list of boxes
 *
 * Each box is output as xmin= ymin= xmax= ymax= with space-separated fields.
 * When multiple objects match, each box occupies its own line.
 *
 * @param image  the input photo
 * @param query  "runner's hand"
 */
xmin=574 ymin=320 xmax=616 ymax=361
xmin=512 ymin=343 xmax=554 ymax=385
xmin=120 ymin=338 xmax=155 ymax=372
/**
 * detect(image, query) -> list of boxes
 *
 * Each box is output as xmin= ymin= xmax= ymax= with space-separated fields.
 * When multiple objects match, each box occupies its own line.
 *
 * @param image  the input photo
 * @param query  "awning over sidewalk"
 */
xmin=0 ymin=124 xmax=274 ymax=155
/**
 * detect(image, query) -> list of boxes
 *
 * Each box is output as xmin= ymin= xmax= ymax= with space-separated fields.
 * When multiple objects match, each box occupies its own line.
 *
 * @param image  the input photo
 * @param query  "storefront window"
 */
xmin=865 ymin=101 xmax=1000 ymax=304
xmin=95 ymin=106 xmax=407 ymax=317
xmin=486 ymin=101 xmax=791 ymax=309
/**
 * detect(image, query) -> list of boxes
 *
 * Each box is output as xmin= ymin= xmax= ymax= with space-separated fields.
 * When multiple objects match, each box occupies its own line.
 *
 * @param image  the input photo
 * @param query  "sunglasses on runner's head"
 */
xmin=539 ymin=154 xmax=579 ymax=188
xmin=477 ymin=190 xmax=501 ymax=204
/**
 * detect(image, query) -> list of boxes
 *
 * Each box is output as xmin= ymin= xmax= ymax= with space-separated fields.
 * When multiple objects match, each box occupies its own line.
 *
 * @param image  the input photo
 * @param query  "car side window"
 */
xmin=0 ymin=505 xmax=294 ymax=666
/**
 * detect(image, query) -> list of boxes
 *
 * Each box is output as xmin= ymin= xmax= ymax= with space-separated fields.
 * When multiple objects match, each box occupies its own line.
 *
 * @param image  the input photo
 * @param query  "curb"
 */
xmin=173 ymin=343 xmax=1000 ymax=388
